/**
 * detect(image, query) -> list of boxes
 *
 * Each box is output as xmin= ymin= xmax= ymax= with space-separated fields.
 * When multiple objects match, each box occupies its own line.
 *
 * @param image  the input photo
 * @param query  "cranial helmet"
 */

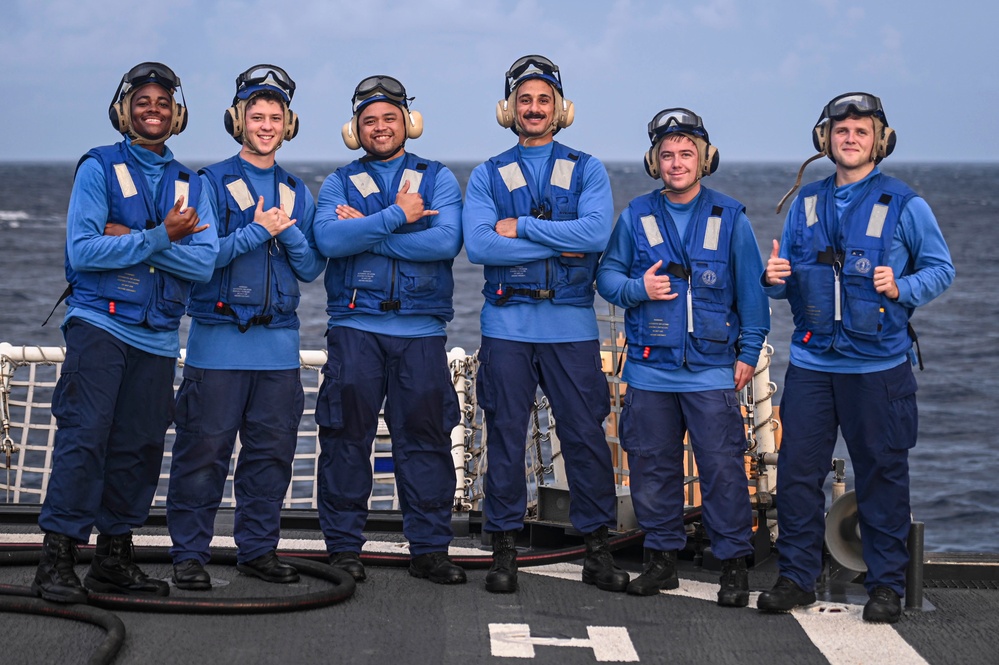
xmin=643 ymin=108 xmax=719 ymax=179
xmin=811 ymin=91 xmax=896 ymax=164
xmin=224 ymin=64 xmax=299 ymax=145
xmin=108 ymin=62 xmax=187 ymax=146
xmin=341 ymin=75 xmax=423 ymax=150
xmin=495 ymin=55 xmax=574 ymax=136
xmin=776 ymin=92 xmax=897 ymax=213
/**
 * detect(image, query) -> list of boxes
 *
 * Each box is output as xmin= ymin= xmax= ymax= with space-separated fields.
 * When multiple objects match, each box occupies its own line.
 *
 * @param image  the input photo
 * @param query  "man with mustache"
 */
xmin=462 ymin=55 xmax=627 ymax=594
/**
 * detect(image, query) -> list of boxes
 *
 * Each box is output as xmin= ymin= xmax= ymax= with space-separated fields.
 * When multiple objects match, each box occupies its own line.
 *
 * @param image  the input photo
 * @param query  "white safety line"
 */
xmin=525 ymin=563 xmax=929 ymax=665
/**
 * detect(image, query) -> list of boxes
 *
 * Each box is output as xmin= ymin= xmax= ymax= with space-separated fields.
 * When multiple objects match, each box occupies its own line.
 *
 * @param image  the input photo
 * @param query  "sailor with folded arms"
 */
xmin=34 ymin=62 xmax=217 ymax=602
xmin=313 ymin=76 xmax=466 ymax=586
xmin=463 ymin=54 xmax=629 ymax=594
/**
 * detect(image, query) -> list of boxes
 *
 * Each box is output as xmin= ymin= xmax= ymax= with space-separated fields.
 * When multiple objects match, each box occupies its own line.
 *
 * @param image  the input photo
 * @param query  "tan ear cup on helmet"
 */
xmin=496 ymin=97 xmax=515 ymax=128
xmin=406 ymin=110 xmax=423 ymax=139
xmin=644 ymin=138 xmax=662 ymax=179
xmin=224 ymin=104 xmax=243 ymax=143
xmin=284 ymin=109 xmax=299 ymax=141
xmin=342 ymin=118 xmax=361 ymax=150
xmin=109 ymin=99 xmax=130 ymax=133
xmin=554 ymin=92 xmax=574 ymax=130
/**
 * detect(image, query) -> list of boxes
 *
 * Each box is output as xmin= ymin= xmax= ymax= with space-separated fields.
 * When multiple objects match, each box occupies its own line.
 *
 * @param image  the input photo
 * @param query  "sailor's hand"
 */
xmin=766 ymin=239 xmax=791 ymax=285
xmin=254 ymin=196 xmax=296 ymax=236
xmin=103 ymin=222 xmax=130 ymax=237
xmin=495 ymin=218 xmax=518 ymax=238
xmin=874 ymin=265 xmax=899 ymax=300
xmin=164 ymin=196 xmax=207 ymax=241
xmin=644 ymin=260 xmax=678 ymax=301
xmin=395 ymin=180 xmax=438 ymax=223
xmin=734 ymin=360 xmax=755 ymax=392
xmin=337 ymin=205 xmax=363 ymax=220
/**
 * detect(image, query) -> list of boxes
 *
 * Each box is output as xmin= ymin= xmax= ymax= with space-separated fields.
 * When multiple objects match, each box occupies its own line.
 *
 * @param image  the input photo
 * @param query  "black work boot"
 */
xmin=626 ymin=549 xmax=678 ymax=596
xmin=329 ymin=551 xmax=366 ymax=582
xmin=863 ymin=586 xmax=902 ymax=623
xmin=581 ymin=526 xmax=629 ymax=592
xmin=717 ymin=557 xmax=749 ymax=607
xmin=484 ymin=531 xmax=518 ymax=593
xmin=85 ymin=533 xmax=169 ymax=596
xmin=409 ymin=552 xmax=467 ymax=584
xmin=172 ymin=559 xmax=212 ymax=591
xmin=236 ymin=551 xmax=300 ymax=584
xmin=757 ymin=576 xmax=815 ymax=612
xmin=32 ymin=532 xmax=88 ymax=604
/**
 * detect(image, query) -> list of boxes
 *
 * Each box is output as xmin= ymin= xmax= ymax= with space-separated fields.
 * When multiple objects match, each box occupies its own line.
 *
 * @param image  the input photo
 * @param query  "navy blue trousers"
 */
xmin=776 ymin=362 xmax=918 ymax=595
xmin=620 ymin=387 xmax=753 ymax=560
xmin=39 ymin=319 xmax=176 ymax=542
xmin=315 ymin=328 xmax=460 ymax=556
xmin=166 ymin=367 xmax=303 ymax=564
xmin=476 ymin=337 xmax=617 ymax=534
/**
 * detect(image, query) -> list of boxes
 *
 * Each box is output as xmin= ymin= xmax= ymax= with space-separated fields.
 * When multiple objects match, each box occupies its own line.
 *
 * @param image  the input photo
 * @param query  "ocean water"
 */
xmin=1 ymin=160 xmax=997 ymax=553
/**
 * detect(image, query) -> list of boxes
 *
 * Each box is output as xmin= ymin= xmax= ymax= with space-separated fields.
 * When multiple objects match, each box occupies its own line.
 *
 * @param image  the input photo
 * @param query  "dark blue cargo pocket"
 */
xmin=315 ymin=360 xmax=344 ymax=429
xmin=885 ymin=364 xmax=918 ymax=451
xmin=51 ymin=354 xmax=81 ymax=427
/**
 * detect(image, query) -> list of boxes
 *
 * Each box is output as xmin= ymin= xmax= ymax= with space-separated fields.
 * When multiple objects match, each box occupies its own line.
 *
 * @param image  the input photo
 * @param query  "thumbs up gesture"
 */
xmin=765 ymin=239 xmax=791 ymax=285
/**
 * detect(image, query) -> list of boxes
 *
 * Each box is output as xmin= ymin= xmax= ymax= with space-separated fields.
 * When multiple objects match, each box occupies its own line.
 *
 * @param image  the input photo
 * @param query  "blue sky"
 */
xmin=5 ymin=0 xmax=996 ymax=164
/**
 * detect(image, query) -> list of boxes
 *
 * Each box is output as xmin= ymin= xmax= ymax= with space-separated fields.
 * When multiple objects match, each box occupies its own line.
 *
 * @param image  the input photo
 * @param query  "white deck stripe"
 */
xmin=526 ymin=564 xmax=929 ymax=665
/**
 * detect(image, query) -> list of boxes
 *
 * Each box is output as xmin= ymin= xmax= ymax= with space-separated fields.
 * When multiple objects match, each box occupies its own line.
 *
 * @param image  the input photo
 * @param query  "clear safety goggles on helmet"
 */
xmin=351 ymin=75 xmax=411 ymax=113
xmin=504 ymin=55 xmax=563 ymax=97
xmin=114 ymin=62 xmax=181 ymax=101
xmin=647 ymin=108 xmax=708 ymax=143
xmin=234 ymin=64 xmax=296 ymax=103
xmin=821 ymin=92 xmax=886 ymax=122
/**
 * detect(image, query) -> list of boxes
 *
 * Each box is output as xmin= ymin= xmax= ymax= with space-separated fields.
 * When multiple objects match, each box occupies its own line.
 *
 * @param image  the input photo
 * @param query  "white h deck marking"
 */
xmin=489 ymin=623 xmax=639 ymax=661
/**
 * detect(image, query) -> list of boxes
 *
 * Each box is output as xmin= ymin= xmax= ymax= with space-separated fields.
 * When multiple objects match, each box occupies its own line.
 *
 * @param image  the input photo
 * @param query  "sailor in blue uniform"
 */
xmin=597 ymin=109 xmax=769 ymax=605
xmin=34 ymin=63 xmax=217 ymax=602
xmin=757 ymin=93 xmax=955 ymax=622
xmin=462 ymin=55 xmax=628 ymax=594
xmin=165 ymin=65 xmax=324 ymax=589
xmin=313 ymin=76 xmax=465 ymax=585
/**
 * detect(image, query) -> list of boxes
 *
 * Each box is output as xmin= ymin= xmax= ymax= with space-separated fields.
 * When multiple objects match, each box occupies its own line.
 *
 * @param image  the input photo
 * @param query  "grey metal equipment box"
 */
xmin=536 ymin=485 xmax=637 ymax=532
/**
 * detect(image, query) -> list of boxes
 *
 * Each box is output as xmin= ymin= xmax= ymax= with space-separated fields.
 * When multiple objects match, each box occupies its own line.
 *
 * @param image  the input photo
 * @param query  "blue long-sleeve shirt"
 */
xmin=64 ymin=141 xmax=218 ymax=357
xmin=597 ymin=192 xmax=770 ymax=392
xmin=185 ymin=158 xmax=324 ymax=370
xmin=764 ymin=167 xmax=955 ymax=373
xmin=462 ymin=143 xmax=613 ymax=342
xmin=313 ymin=153 xmax=463 ymax=338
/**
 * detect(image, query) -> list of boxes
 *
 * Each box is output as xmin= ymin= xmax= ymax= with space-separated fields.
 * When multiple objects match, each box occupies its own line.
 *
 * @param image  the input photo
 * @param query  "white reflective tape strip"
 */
xmin=226 ymin=179 xmax=255 ymax=211
xmin=640 ymin=215 xmax=664 ymax=247
xmin=550 ymin=158 xmax=575 ymax=190
xmin=174 ymin=180 xmax=190 ymax=212
xmin=867 ymin=204 xmax=888 ymax=238
xmin=687 ymin=285 xmax=694 ymax=333
xmin=279 ymin=182 xmax=296 ymax=214
xmin=834 ymin=270 xmax=841 ymax=321
xmin=349 ymin=172 xmax=380 ymax=198
xmin=113 ymin=163 xmax=137 ymax=198
xmin=399 ymin=168 xmax=424 ymax=193
xmin=498 ymin=162 xmax=527 ymax=192
xmin=703 ymin=216 xmax=721 ymax=250
xmin=805 ymin=195 xmax=818 ymax=227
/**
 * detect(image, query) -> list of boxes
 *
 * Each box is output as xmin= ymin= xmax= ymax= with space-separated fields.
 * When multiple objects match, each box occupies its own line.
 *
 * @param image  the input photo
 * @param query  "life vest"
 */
xmin=324 ymin=153 xmax=454 ymax=320
xmin=785 ymin=173 xmax=915 ymax=359
xmin=482 ymin=142 xmax=598 ymax=307
xmin=188 ymin=156 xmax=306 ymax=331
xmin=65 ymin=142 xmax=201 ymax=332
xmin=623 ymin=187 xmax=744 ymax=370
